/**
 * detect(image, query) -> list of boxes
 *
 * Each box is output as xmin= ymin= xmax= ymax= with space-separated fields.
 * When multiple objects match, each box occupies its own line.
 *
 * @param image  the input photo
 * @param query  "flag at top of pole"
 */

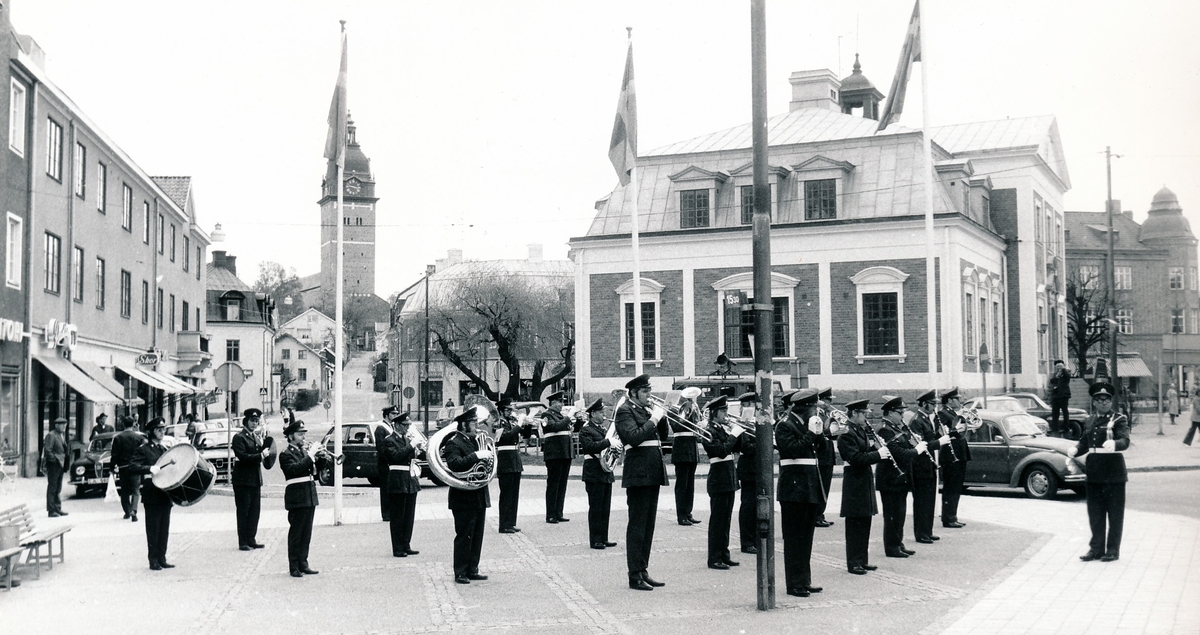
xmin=324 ymin=21 xmax=349 ymax=167
xmin=608 ymin=29 xmax=637 ymax=186
xmin=877 ymin=2 xmax=920 ymax=132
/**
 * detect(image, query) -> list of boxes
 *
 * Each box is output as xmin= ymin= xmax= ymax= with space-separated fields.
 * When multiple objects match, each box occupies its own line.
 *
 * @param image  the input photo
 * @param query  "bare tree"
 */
xmin=253 ymin=261 xmax=303 ymax=324
xmin=1066 ymin=265 xmax=1116 ymax=378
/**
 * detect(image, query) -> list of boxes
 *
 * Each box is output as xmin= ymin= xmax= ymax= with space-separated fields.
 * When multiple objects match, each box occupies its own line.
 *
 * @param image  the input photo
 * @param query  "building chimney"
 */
xmin=225 ymin=254 xmax=237 ymax=275
xmin=448 ymin=249 xmax=463 ymax=265
xmin=210 ymin=250 xmax=236 ymax=275
xmin=527 ymin=244 xmax=543 ymax=263
xmin=788 ymin=70 xmax=841 ymax=112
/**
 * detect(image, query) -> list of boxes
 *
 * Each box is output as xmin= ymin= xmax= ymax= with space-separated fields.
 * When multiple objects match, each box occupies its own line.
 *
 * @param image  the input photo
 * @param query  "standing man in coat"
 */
xmin=672 ymin=387 xmax=703 ymax=526
xmin=615 ymin=374 xmax=670 ymax=591
xmin=701 ymin=396 xmax=741 ymax=570
xmin=776 ymin=389 xmax=825 ymax=597
xmin=279 ymin=419 xmax=320 ymax=577
xmin=375 ymin=406 xmax=396 ymax=522
xmin=877 ymin=396 xmax=921 ymax=558
xmin=1048 ymin=359 xmax=1072 ymax=436
xmin=444 ymin=407 xmax=493 ymax=584
xmin=110 ymin=415 xmax=144 ymax=521
xmin=735 ymin=392 xmax=759 ymax=555
xmin=90 ymin=413 xmax=113 ymax=439
xmin=129 ymin=418 xmax=173 ymax=569
xmin=232 ymin=408 xmax=273 ymax=551
xmin=494 ymin=398 xmax=524 ymax=534
xmin=814 ymin=388 xmax=837 ymax=528
xmin=43 ymin=418 xmax=69 ymax=517
xmin=909 ymin=391 xmax=948 ymax=544
xmin=385 ymin=412 xmax=421 ymax=557
xmin=1069 ymin=382 xmax=1131 ymax=562
xmin=579 ymin=398 xmax=618 ymax=549
xmin=937 ymin=388 xmax=971 ymax=528
xmin=539 ymin=391 xmax=573 ymax=524
xmin=837 ymin=399 xmax=887 ymax=574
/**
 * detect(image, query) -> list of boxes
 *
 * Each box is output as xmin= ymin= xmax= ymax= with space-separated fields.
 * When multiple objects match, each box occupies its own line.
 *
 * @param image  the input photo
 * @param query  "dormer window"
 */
xmin=225 ymin=299 xmax=241 ymax=320
xmin=793 ymin=156 xmax=854 ymax=222
xmin=804 ymin=180 xmax=837 ymax=220
xmin=669 ymin=166 xmax=728 ymax=229
xmin=680 ymin=190 xmax=709 ymax=228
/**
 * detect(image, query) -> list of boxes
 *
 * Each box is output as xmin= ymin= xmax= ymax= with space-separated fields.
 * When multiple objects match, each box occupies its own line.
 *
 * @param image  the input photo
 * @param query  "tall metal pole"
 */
xmin=424 ymin=264 xmax=434 ymax=435
xmin=1105 ymin=147 xmax=1119 ymax=401
xmin=749 ymin=0 xmax=776 ymax=610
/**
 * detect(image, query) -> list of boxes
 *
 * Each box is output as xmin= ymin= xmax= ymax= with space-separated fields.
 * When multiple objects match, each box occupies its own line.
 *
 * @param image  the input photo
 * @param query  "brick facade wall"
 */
xmin=589 ymin=270 xmax=684 ymax=379
xmin=830 ymin=258 xmax=940 ymax=374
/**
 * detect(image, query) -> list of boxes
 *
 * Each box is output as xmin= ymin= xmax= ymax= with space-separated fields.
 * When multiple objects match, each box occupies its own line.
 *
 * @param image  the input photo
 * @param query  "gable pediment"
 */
xmin=729 ymin=162 xmax=793 ymax=179
xmin=791 ymin=155 xmax=855 ymax=173
xmin=668 ymin=166 xmax=730 ymax=183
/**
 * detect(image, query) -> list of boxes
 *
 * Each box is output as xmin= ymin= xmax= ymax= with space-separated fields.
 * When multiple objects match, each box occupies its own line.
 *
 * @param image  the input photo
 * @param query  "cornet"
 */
xmin=824 ymin=408 xmax=850 ymax=436
xmin=646 ymin=394 xmax=713 ymax=443
xmin=306 ymin=440 xmax=344 ymax=465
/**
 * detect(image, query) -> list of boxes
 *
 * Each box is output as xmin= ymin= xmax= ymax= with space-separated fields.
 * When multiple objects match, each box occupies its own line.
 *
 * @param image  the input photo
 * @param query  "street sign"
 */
xmin=214 ymin=362 xmax=246 ymax=392
xmin=323 ymin=399 xmax=332 ymax=410
xmin=403 ymin=387 xmax=415 ymax=399
xmin=259 ymin=387 xmax=268 ymax=396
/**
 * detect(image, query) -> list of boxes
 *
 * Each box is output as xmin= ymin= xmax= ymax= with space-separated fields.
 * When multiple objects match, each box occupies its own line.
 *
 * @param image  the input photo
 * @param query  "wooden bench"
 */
xmin=0 ymin=503 xmax=73 ymax=589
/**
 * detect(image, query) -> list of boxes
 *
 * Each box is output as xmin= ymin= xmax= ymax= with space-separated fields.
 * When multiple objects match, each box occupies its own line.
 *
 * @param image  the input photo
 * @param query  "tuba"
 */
xmin=426 ymin=405 xmax=497 ymax=490
xmin=957 ymin=406 xmax=982 ymax=430
xmin=597 ymin=394 xmax=626 ymax=473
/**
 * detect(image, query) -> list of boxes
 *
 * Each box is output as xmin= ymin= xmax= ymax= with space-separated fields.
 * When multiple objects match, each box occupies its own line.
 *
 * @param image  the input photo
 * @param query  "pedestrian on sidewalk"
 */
xmin=90 ymin=413 xmax=113 ymax=439
xmin=384 ymin=412 xmax=420 ymax=558
xmin=444 ymin=407 xmax=492 ymax=584
xmin=376 ymin=406 xmax=395 ymax=522
xmin=1166 ymin=385 xmax=1180 ymax=425
xmin=909 ymin=390 xmax=946 ymax=545
xmin=579 ymin=398 xmax=616 ymax=549
xmin=1185 ymin=390 xmax=1200 ymax=445
xmin=777 ymin=389 xmax=824 ymax=598
xmin=1048 ymin=360 xmax=1072 ymax=436
xmin=111 ymin=415 xmax=143 ymax=521
xmin=813 ymin=388 xmax=837 ymax=528
xmin=672 ymin=387 xmax=702 ymax=527
xmin=702 ymin=396 xmax=740 ymax=570
xmin=735 ymin=391 xmax=760 ymax=555
xmin=42 ymin=417 xmax=69 ymax=517
xmin=1069 ymin=382 xmax=1130 ymax=562
xmin=877 ymin=396 xmax=921 ymax=559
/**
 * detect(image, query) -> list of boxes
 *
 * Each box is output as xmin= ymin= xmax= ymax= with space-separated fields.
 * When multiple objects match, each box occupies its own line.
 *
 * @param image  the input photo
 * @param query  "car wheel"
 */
xmin=317 ymin=462 xmax=334 ymax=487
xmin=1063 ymin=420 xmax=1083 ymax=441
xmin=1022 ymin=464 xmax=1059 ymax=499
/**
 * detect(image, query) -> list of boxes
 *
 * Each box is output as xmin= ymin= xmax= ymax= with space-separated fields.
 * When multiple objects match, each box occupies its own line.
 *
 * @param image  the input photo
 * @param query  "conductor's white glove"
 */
xmin=1102 ymin=439 xmax=1116 ymax=452
xmin=1066 ymin=446 xmax=1078 ymax=458
xmin=649 ymin=405 xmax=666 ymax=423
xmin=877 ymin=446 xmax=891 ymax=460
xmin=915 ymin=441 xmax=928 ymax=455
xmin=474 ymin=449 xmax=494 ymax=461
xmin=938 ymin=435 xmax=952 ymax=446
xmin=149 ymin=465 xmax=161 ymax=475
xmin=608 ymin=437 xmax=622 ymax=449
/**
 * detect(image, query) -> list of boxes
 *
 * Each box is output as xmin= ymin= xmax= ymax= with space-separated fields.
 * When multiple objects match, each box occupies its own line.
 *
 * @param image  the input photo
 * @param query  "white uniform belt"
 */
xmin=286 ymin=476 xmax=313 ymax=485
xmin=142 ymin=474 xmax=152 ymax=480
xmin=710 ymin=456 xmax=733 ymax=463
xmin=673 ymin=431 xmax=694 ymax=437
xmin=543 ymin=431 xmax=570 ymax=438
xmin=388 ymin=465 xmax=410 ymax=471
xmin=1091 ymin=447 xmax=1115 ymax=454
xmin=496 ymin=445 xmax=518 ymax=451
xmin=780 ymin=458 xmax=817 ymax=466
xmin=625 ymin=439 xmax=660 ymax=449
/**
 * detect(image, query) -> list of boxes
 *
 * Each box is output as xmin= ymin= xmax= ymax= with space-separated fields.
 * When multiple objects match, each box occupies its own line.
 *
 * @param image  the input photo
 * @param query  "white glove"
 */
xmin=1066 ymin=446 xmax=1078 ymax=457
xmin=938 ymin=435 xmax=952 ymax=446
xmin=955 ymin=422 xmax=966 ymax=433
xmin=475 ymin=449 xmax=494 ymax=461
xmin=649 ymin=405 xmax=666 ymax=423
xmin=915 ymin=441 xmax=928 ymax=455
xmin=877 ymin=446 xmax=891 ymax=460
xmin=261 ymin=448 xmax=271 ymax=458
xmin=1102 ymin=440 xmax=1116 ymax=452
xmin=608 ymin=437 xmax=622 ymax=449
xmin=729 ymin=425 xmax=744 ymax=438
xmin=149 ymin=465 xmax=161 ymax=475
xmin=808 ymin=417 xmax=823 ymax=434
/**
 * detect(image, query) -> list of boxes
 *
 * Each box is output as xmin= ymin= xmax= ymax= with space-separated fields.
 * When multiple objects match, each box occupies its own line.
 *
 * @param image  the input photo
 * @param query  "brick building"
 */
xmin=569 ymin=61 xmax=1071 ymax=402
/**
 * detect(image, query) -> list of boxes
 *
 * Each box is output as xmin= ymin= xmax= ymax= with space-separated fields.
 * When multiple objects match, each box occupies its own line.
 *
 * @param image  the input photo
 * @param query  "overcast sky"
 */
xmin=12 ymin=0 xmax=1200 ymax=297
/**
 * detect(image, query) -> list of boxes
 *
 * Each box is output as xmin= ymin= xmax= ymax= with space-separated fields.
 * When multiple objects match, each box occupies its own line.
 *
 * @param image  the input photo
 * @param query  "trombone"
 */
xmin=725 ymin=414 xmax=756 ymax=439
xmin=646 ymin=394 xmax=713 ymax=443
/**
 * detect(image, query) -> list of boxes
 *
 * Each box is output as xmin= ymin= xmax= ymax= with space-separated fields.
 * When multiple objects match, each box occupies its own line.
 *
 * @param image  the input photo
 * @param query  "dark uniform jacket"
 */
xmin=495 ymin=417 xmax=524 ymax=475
xmin=837 ymin=423 xmax=881 ymax=517
xmin=907 ymin=410 xmax=939 ymax=478
xmin=815 ymin=411 xmax=836 ymax=467
xmin=231 ymin=429 xmax=270 ymax=487
xmin=383 ymin=431 xmax=421 ymax=494
xmin=539 ymin=409 xmax=573 ymax=461
xmin=775 ymin=412 xmax=824 ymax=504
xmin=579 ymin=420 xmax=615 ymax=484
xmin=735 ymin=431 xmax=757 ymax=483
xmin=444 ymin=430 xmax=492 ymax=509
xmin=374 ymin=422 xmax=392 ymax=478
xmin=936 ymin=408 xmax=972 ymax=462
xmin=615 ymin=399 xmax=669 ymax=488
xmin=875 ymin=419 xmax=917 ymax=492
xmin=1074 ymin=412 xmax=1130 ymax=484
xmin=128 ymin=442 xmax=171 ymax=506
xmin=701 ymin=423 xmax=739 ymax=494
xmin=669 ymin=402 xmax=701 ymax=464
xmin=110 ymin=429 xmax=144 ymax=469
xmin=279 ymin=444 xmax=319 ymax=510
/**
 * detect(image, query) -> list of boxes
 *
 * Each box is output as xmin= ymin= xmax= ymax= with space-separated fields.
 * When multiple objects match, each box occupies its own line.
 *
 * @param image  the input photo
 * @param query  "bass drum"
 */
xmin=151 ymin=443 xmax=216 ymax=507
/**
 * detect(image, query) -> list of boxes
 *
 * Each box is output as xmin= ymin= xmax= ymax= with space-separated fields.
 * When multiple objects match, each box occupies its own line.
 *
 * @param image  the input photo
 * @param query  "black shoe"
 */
xmin=509 ymin=527 xmax=521 ymax=533
xmin=900 ymin=547 xmax=916 ymax=555
xmin=786 ymin=588 xmax=810 ymax=597
xmin=603 ymin=542 xmax=617 ymax=547
xmin=708 ymin=562 xmax=730 ymax=570
xmin=629 ymin=578 xmax=653 ymax=591
xmin=394 ymin=552 xmax=407 ymax=557
xmin=159 ymin=562 xmax=175 ymax=569
xmin=806 ymin=585 xmax=823 ymax=593
xmin=943 ymin=522 xmax=965 ymax=528
xmin=1080 ymin=551 xmax=1101 ymax=562
xmin=678 ymin=519 xmax=694 ymax=526
xmin=917 ymin=537 xmax=934 ymax=544
xmin=299 ymin=567 xmax=319 ymax=575
xmin=814 ymin=519 xmax=833 ymax=528
xmin=466 ymin=573 xmax=488 ymax=581
xmin=741 ymin=546 xmax=758 ymax=554
xmin=641 ymin=573 xmax=665 ymax=587
xmin=930 ymin=535 xmax=940 ymax=541
xmin=546 ymin=518 xmax=559 ymax=524
xmin=499 ymin=528 xmax=518 ymax=534
xmin=592 ymin=543 xmax=607 ymax=550
xmin=455 ymin=576 xmax=471 ymax=584
xmin=240 ymin=545 xmax=252 ymax=552
xmin=123 ymin=513 xmax=131 ymax=520
xmin=290 ymin=570 xmax=303 ymax=578
xmin=406 ymin=549 xmax=419 ymax=556
xmin=556 ymin=517 xmax=570 ymax=523
xmin=57 ymin=511 xmax=68 ymax=516
xmin=131 ymin=514 xmax=138 ymax=522
xmin=688 ymin=516 xmax=702 ymax=524
xmin=863 ymin=564 xmax=878 ymax=571
xmin=48 ymin=512 xmax=60 ymax=518
xmin=150 ymin=563 xmax=163 ymax=571
xmin=250 ymin=542 xmax=266 ymax=549
xmin=723 ymin=559 xmax=740 ymax=567
xmin=848 ymin=566 xmax=868 ymax=575
xmin=1100 ymin=553 xmax=1119 ymax=562
xmin=886 ymin=551 xmax=909 ymax=558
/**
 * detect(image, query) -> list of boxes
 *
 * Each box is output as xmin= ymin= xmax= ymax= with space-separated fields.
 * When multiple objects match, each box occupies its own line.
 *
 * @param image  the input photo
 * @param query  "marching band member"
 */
xmin=232 ymin=408 xmax=273 ymax=551
xmin=909 ymin=390 xmax=947 ymax=544
xmin=672 ymin=387 xmax=703 ymax=526
xmin=876 ymin=396 xmax=921 ymax=559
xmin=445 ymin=407 xmax=493 ymax=584
xmin=1070 ymin=382 xmax=1130 ymax=562
xmin=777 ymin=389 xmax=824 ymax=597
xmin=735 ymin=392 xmax=759 ymax=554
xmin=837 ymin=399 xmax=886 ymax=574
xmin=814 ymin=387 xmax=836 ymax=528
xmin=579 ymin=398 xmax=618 ymax=549
xmin=375 ymin=406 xmax=397 ymax=522
xmin=540 ymin=391 xmax=573 ymax=524
xmin=936 ymin=388 xmax=970 ymax=528
xmin=129 ymin=417 xmax=174 ymax=570
xmin=701 ymin=396 xmax=740 ymax=570
xmin=616 ymin=374 xmax=670 ymax=591
xmin=495 ymin=398 xmax=524 ymax=534
xmin=279 ymin=419 xmax=320 ymax=578
xmin=385 ymin=412 xmax=421 ymax=557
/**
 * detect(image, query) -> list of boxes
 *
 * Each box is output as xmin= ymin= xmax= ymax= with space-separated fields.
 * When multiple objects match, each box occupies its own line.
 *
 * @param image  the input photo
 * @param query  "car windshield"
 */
xmin=1001 ymin=414 xmax=1044 ymax=438
xmin=89 ymin=437 xmax=113 ymax=453
xmin=194 ymin=430 xmax=232 ymax=449
xmin=977 ymin=398 xmax=1022 ymax=412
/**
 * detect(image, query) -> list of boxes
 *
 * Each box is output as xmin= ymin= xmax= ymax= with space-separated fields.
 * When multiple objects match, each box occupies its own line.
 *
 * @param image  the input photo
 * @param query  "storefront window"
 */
xmin=0 ymin=373 xmax=20 ymax=460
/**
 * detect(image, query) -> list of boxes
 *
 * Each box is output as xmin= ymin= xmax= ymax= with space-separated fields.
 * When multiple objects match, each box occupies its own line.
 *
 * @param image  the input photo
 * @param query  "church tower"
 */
xmin=318 ymin=114 xmax=378 ymax=313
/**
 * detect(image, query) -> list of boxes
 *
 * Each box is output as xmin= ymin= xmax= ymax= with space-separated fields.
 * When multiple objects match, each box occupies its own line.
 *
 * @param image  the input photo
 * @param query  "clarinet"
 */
xmin=939 ymin=411 xmax=960 ymax=463
xmin=869 ymin=424 xmax=905 ymax=477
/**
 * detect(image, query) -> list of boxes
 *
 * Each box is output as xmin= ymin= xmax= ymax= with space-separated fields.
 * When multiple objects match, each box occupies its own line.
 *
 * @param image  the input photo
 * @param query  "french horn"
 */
xmin=426 ymin=405 xmax=497 ymax=490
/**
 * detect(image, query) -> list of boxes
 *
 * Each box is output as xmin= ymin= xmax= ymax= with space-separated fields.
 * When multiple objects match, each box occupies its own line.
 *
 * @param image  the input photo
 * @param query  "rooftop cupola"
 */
xmin=838 ymin=55 xmax=884 ymax=120
xmin=1139 ymin=186 xmax=1193 ymax=242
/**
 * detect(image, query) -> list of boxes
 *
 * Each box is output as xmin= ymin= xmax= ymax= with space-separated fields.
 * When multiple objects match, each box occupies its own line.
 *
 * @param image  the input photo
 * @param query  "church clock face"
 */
xmin=346 ymin=179 xmax=361 ymax=195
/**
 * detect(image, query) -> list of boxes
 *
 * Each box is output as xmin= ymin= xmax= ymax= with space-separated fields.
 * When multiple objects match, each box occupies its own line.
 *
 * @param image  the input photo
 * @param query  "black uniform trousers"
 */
xmin=287 ymin=507 xmax=315 ymax=571
xmin=674 ymin=462 xmax=697 ymax=521
xmin=143 ymin=503 xmax=171 ymax=566
xmin=911 ymin=476 xmax=937 ymax=540
xmin=585 ymin=481 xmax=612 ymax=544
xmin=233 ymin=485 xmax=261 ymax=547
xmin=497 ymin=473 xmax=521 ymax=530
xmin=389 ymin=492 xmax=418 ymax=554
xmin=815 ymin=464 xmax=834 ymax=520
xmin=625 ymin=485 xmax=660 ymax=579
xmin=118 ymin=469 xmax=141 ymax=517
xmin=844 ymin=517 xmax=872 ymax=570
xmin=940 ymin=461 xmax=966 ymax=525
xmin=379 ymin=477 xmax=391 ymax=521
xmin=452 ymin=506 xmax=487 ymax=577
xmin=880 ymin=491 xmax=908 ymax=554
xmin=1086 ymin=482 xmax=1125 ymax=556
xmin=779 ymin=501 xmax=817 ymax=591
xmin=45 ymin=461 xmax=64 ymax=514
xmin=707 ymin=491 xmax=735 ymax=565
xmin=544 ymin=459 xmax=571 ymax=521
xmin=738 ymin=478 xmax=757 ymax=550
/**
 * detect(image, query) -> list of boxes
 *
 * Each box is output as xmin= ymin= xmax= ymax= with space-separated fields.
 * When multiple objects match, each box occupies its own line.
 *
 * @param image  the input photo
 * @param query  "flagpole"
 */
xmin=333 ymin=20 xmax=347 ymax=526
xmin=626 ymin=28 xmax=643 ymax=377
xmin=919 ymin=0 xmax=937 ymax=390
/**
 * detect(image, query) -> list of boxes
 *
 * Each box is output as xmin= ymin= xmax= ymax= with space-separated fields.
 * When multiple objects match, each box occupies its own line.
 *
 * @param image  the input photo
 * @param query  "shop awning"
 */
xmin=153 ymin=371 xmax=199 ymax=395
xmin=117 ymin=364 xmax=179 ymax=393
xmin=34 ymin=354 xmax=124 ymax=405
xmin=1117 ymin=356 xmax=1154 ymax=378
xmin=73 ymin=360 xmax=145 ymax=406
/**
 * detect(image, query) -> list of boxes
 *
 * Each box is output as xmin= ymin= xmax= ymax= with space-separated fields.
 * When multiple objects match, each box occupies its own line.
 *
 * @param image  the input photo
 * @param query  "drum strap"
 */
xmin=286 ymin=476 xmax=313 ymax=485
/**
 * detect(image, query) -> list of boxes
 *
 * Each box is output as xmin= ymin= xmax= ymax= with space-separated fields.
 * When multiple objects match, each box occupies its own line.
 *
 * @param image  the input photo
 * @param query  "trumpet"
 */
xmin=306 ymin=441 xmax=344 ymax=465
xmin=825 ymin=408 xmax=850 ymax=436
xmin=646 ymin=394 xmax=713 ymax=443
xmin=725 ymin=414 xmax=757 ymax=439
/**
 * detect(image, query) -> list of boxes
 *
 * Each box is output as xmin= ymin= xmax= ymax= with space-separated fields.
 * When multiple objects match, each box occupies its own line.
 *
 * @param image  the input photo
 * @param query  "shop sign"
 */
xmin=0 ymin=318 xmax=24 ymax=343
xmin=137 ymin=348 xmax=166 ymax=366
xmin=43 ymin=318 xmax=78 ymax=351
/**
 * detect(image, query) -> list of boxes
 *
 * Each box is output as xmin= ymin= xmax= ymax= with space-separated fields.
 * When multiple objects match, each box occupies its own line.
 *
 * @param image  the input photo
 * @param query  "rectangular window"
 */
xmin=1114 ymin=266 xmax=1132 ymax=290
xmin=804 ymin=179 xmax=837 ymax=220
xmin=420 ymin=380 xmax=443 ymax=408
xmin=623 ymin=301 xmax=657 ymax=361
xmin=772 ymin=297 xmax=790 ymax=358
xmin=1115 ymin=309 xmax=1132 ymax=335
xmin=980 ymin=296 xmax=989 ymax=357
xmin=141 ymin=280 xmax=149 ymax=323
xmin=993 ymin=301 xmax=1002 ymax=361
xmin=1171 ymin=309 xmax=1184 ymax=334
xmin=679 ymin=189 xmax=710 ymax=229
xmin=43 ymin=232 xmax=61 ymax=293
xmin=73 ymin=142 xmax=86 ymax=198
xmin=1191 ymin=267 xmax=1198 ymax=292
xmin=225 ymin=299 xmax=240 ymax=321
xmin=46 ymin=118 xmax=62 ymax=180
xmin=5 ymin=213 xmax=22 ymax=288
xmin=297 ymin=350 xmax=307 ymax=360
xmin=1078 ymin=265 xmax=1100 ymax=290
xmin=183 ymin=237 xmax=190 ymax=272
xmin=157 ymin=213 xmax=164 ymax=254
xmin=281 ymin=349 xmax=291 ymax=360
xmin=1170 ymin=267 xmax=1184 ymax=290
xmin=123 ymin=184 xmax=134 ymax=229
xmin=9 ymin=79 xmax=26 ymax=156
xmin=120 ymin=270 xmax=132 ymax=318
xmin=157 ymin=288 xmax=164 ymax=328
xmin=182 ymin=300 xmax=190 ymax=330
xmin=98 ymin=163 xmax=108 ymax=215
xmin=1192 ymin=309 xmax=1200 ymax=335
xmin=740 ymin=185 xmax=755 ymax=225
xmin=226 ymin=339 xmax=240 ymax=362
xmin=298 ymin=368 xmax=308 ymax=382
xmin=964 ymin=292 xmax=975 ymax=352
xmin=142 ymin=202 xmax=151 ymax=243
xmin=169 ymin=293 xmax=175 ymax=331
xmin=724 ymin=295 xmax=789 ymax=358
xmin=170 ymin=224 xmax=176 ymax=262
xmin=862 ymin=292 xmax=899 ymax=355
xmin=95 ymin=257 xmax=105 ymax=309
xmin=196 ymin=246 xmax=202 ymax=280
xmin=71 ymin=246 xmax=84 ymax=302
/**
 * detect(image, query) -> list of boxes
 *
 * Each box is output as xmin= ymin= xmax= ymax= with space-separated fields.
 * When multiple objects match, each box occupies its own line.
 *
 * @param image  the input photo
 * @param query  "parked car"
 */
xmin=69 ymin=432 xmax=117 ymax=496
xmin=316 ymin=422 xmax=440 ymax=487
xmin=671 ymin=376 xmax=786 ymax=408
xmin=1005 ymin=392 xmax=1087 ymax=440
xmin=963 ymin=410 xmax=1086 ymax=499
xmin=963 ymin=396 xmax=1051 ymax=433
xmin=193 ymin=428 xmax=238 ymax=483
